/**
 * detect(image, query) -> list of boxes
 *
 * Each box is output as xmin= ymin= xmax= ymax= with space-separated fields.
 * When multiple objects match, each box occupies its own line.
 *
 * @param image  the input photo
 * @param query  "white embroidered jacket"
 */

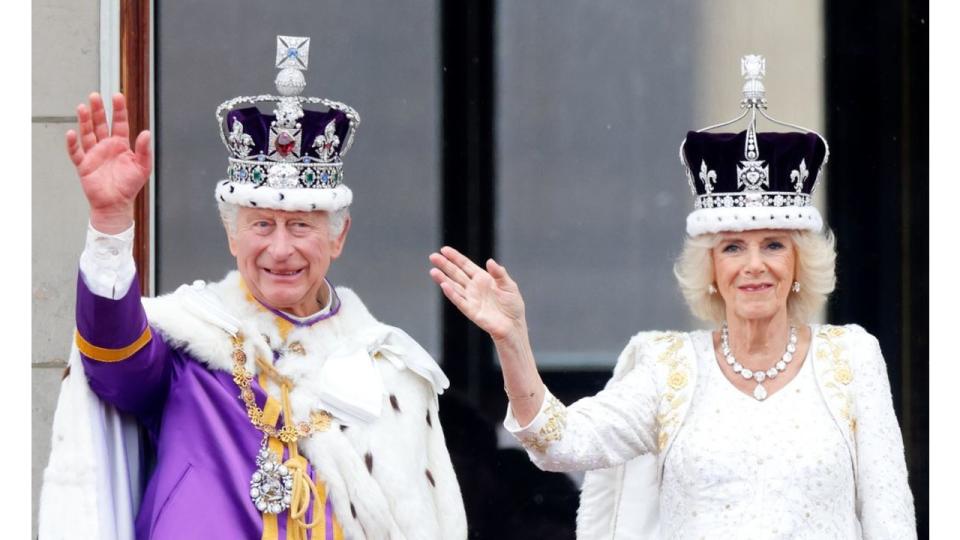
xmin=505 ymin=324 xmax=916 ymax=539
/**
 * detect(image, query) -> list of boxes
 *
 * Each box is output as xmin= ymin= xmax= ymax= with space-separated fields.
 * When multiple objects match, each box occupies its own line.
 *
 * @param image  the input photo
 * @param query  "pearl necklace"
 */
xmin=720 ymin=322 xmax=798 ymax=401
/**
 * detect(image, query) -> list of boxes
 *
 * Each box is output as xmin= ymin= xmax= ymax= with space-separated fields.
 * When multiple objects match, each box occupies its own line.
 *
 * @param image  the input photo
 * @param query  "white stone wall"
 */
xmin=31 ymin=0 xmax=99 ymax=536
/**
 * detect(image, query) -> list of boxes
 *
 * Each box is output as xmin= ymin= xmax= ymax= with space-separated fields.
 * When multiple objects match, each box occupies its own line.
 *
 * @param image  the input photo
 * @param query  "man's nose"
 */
xmin=267 ymin=227 xmax=295 ymax=259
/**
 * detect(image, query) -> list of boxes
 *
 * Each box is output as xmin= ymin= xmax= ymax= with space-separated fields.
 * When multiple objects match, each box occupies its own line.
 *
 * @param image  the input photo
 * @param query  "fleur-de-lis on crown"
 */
xmin=699 ymin=160 xmax=717 ymax=194
xmin=228 ymin=119 xmax=254 ymax=157
xmin=790 ymin=159 xmax=809 ymax=194
xmin=313 ymin=120 xmax=340 ymax=162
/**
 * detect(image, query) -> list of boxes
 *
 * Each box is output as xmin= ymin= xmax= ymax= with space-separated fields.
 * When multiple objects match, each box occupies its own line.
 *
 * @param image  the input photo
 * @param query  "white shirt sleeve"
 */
xmin=78 ymin=222 xmax=137 ymax=300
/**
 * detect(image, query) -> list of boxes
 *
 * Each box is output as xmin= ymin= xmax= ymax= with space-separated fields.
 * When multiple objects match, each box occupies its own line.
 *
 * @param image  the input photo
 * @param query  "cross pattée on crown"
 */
xmin=276 ymin=36 xmax=310 ymax=71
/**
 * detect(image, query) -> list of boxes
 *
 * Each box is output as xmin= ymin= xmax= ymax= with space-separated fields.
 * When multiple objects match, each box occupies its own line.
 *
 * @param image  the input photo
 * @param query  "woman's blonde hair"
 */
xmin=673 ymin=229 xmax=836 ymax=324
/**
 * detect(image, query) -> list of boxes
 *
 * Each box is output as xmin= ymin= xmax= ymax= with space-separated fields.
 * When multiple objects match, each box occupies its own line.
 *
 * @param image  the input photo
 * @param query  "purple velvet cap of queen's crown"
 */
xmin=215 ymin=35 xmax=361 ymax=213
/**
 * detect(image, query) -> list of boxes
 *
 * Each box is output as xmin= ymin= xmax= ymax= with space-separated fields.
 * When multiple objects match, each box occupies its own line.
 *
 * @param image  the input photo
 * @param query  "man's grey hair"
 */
xmin=217 ymin=200 xmax=350 ymax=237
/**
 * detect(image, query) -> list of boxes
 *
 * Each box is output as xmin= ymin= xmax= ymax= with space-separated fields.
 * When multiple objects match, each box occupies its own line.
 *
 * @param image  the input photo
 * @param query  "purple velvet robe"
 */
xmin=76 ymin=273 xmax=338 ymax=539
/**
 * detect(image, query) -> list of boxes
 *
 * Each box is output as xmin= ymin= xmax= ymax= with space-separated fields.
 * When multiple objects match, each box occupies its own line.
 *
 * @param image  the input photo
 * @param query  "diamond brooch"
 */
xmin=250 ymin=440 xmax=294 ymax=514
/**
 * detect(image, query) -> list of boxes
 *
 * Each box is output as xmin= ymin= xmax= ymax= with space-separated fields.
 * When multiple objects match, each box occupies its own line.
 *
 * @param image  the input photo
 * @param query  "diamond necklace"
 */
xmin=720 ymin=322 xmax=798 ymax=401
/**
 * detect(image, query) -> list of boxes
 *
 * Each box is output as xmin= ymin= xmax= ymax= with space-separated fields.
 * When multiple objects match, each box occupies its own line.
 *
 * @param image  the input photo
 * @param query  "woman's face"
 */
xmin=712 ymin=229 xmax=795 ymax=323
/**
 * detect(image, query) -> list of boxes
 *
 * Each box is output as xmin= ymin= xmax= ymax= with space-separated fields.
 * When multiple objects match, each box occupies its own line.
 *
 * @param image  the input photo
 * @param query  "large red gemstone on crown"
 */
xmin=276 ymin=131 xmax=295 ymax=156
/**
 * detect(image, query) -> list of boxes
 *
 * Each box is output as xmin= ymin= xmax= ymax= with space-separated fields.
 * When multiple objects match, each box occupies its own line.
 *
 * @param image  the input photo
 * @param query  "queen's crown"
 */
xmin=680 ymin=54 xmax=829 ymax=212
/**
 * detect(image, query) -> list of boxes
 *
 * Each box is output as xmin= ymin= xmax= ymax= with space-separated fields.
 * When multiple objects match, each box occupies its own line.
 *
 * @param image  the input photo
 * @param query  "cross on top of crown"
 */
xmin=276 ymin=36 xmax=310 ymax=71
xmin=741 ymin=55 xmax=765 ymax=81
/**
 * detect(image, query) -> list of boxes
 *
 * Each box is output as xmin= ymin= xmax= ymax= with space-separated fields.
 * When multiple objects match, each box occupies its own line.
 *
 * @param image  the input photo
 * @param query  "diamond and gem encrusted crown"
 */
xmin=215 ymin=36 xmax=360 ymax=195
xmin=678 ymin=55 xmax=830 ymax=236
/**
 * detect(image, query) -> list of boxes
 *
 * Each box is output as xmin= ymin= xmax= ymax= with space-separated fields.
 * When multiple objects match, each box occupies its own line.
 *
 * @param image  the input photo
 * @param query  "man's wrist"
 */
xmin=89 ymin=210 xmax=134 ymax=235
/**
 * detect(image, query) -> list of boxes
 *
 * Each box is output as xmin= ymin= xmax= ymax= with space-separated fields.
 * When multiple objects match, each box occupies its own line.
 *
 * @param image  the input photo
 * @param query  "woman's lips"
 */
xmin=738 ymin=283 xmax=773 ymax=292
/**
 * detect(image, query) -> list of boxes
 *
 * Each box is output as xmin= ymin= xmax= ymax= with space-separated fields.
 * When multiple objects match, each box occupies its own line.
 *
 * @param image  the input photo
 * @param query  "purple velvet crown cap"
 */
xmin=225 ymin=107 xmax=351 ymax=162
xmin=683 ymin=130 xmax=827 ymax=197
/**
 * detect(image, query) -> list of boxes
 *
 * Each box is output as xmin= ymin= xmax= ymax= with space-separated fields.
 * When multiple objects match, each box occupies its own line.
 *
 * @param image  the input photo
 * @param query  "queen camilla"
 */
xmin=428 ymin=55 xmax=915 ymax=539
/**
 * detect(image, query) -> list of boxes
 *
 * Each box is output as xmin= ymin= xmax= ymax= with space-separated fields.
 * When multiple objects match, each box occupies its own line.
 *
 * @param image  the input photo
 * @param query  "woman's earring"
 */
xmin=792 ymin=281 xmax=801 ymax=293
xmin=708 ymin=284 xmax=718 ymax=295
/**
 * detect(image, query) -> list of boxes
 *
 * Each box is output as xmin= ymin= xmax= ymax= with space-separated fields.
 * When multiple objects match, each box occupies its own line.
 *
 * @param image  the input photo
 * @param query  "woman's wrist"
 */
xmin=491 ymin=319 xmax=529 ymax=350
xmin=503 ymin=384 xmax=540 ymax=400
xmin=494 ymin=320 xmax=544 ymax=399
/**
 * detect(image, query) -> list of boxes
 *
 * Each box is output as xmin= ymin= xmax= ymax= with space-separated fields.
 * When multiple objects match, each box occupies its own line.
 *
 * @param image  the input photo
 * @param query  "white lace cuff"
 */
xmin=79 ymin=222 xmax=136 ymax=299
